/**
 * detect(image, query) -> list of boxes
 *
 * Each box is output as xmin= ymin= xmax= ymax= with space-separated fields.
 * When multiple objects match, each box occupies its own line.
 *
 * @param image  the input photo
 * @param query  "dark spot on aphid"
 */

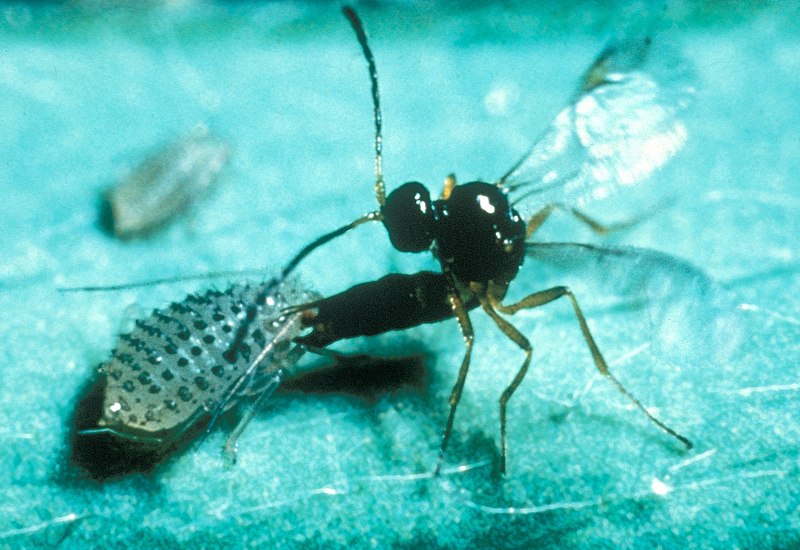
xmin=188 ymin=293 xmax=213 ymax=306
xmin=194 ymin=376 xmax=210 ymax=391
xmin=252 ymin=329 xmax=266 ymax=348
xmin=212 ymin=312 xmax=225 ymax=322
xmin=109 ymin=370 xmax=122 ymax=381
xmin=161 ymin=369 xmax=175 ymax=381
xmin=202 ymin=334 xmax=215 ymax=344
xmin=145 ymin=410 xmax=156 ymax=422
xmin=222 ymin=324 xmax=233 ymax=333
xmin=230 ymin=304 xmax=241 ymax=314
xmin=177 ymin=357 xmax=189 ymax=367
xmin=211 ymin=365 xmax=225 ymax=377
xmin=122 ymin=381 xmax=135 ymax=392
xmin=137 ymin=372 xmax=152 ymax=385
xmin=193 ymin=320 xmax=207 ymax=330
xmin=165 ymin=400 xmax=178 ymax=411
xmin=164 ymin=345 xmax=177 ymax=355
xmin=135 ymin=320 xmax=162 ymax=338
xmin=190 ymin=346 xmax=202 ymax=357
xmin=177 ymin=386 xmax=192 ymax=402
xmin=170 ymin=302 xmax=191 ymax=314
xmin=147 ymin=355 xmax=162 ymax=365
xmin=114 ymin=352 xmax=133 ymax=365
xmin=149 ymin=384 xmax=162 ymax=394
xmin=127 ymin=337 xmax=146 ymax=352
xmin=128 ymin=415 xmax=137 ymax=423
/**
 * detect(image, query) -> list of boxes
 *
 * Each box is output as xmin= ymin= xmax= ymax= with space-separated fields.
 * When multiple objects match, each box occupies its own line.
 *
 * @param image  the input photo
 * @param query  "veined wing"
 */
xmin=524 ymin=242 xmax=744 ymax=366
xmin=501 ymin=34 xmax=695 ymax=211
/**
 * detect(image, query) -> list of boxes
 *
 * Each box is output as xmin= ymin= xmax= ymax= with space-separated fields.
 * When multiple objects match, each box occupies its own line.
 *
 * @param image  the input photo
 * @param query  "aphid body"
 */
xmin=82 ymin=278 xmax=314 ymax=452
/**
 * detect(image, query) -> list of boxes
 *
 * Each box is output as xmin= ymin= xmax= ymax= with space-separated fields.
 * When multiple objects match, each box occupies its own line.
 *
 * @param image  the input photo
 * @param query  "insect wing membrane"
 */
xmin=525 ymin=242 xmax=745 ymax=366
xmin=504 ymin=35 xmax=695 ymax=210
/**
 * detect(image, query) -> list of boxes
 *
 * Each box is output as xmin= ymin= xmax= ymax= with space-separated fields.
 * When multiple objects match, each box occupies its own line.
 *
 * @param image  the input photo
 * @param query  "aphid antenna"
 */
xmin=57 ymin=269 xmax=274 ymax=293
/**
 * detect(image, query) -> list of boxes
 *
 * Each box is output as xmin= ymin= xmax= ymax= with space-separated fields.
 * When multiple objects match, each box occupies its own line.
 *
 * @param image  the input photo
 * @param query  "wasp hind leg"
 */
xmin=476 ymin=293 xmax=533 ymax=475
xmin=490 ymin=286 xmax=692 ymax=469
xmin=525 ymin=202 xmax=642 ymax=239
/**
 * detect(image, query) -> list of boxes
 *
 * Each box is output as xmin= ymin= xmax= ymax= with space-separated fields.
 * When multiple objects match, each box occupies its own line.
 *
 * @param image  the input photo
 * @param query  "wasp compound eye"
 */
xmin=381 ymin=181 xmax=434 ymax=252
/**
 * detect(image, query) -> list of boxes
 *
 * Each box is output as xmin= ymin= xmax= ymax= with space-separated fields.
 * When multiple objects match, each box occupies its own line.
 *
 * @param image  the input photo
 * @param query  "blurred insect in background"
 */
xmin=280 ymin=7 xmax=697 ymax=475
xmin=100 ymin=124 xmax=229 ymax=240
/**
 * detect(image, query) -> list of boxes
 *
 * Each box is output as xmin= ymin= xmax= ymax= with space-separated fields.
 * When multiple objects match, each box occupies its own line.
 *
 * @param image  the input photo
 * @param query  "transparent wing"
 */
xmin=524 ymin=242 xmax=744 ymax=366
xmin=502 ymin=35 xmax=695 ymax=211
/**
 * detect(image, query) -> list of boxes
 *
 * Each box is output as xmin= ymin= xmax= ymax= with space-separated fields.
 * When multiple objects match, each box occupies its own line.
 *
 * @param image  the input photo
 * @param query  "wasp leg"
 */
xmin=525 ymin=202 xmax=640 ymax=239
xmin=440 ymin=173 xmax=457 ymax=200
xmin=434 ymin=292 xmax=475 ymax=476
xmin=492 ymin=286 xmax=693 ymax=450
xmin=476 ymin=293 xmax=532 ymax=475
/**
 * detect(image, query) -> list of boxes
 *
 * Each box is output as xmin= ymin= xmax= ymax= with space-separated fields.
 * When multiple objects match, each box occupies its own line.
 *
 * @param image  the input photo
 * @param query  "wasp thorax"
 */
xmin=382 ymin=181 xmax=435 ymax=252
xmin=434 ymin=182 xmax=526 ymax=284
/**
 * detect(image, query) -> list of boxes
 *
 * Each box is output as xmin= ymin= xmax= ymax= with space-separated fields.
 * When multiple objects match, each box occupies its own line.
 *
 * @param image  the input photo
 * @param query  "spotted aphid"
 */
xmin=76 ymin=277 xmax=314 ymax=469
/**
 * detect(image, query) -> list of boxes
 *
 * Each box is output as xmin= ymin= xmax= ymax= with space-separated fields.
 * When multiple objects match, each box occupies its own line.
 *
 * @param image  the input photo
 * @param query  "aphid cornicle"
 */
xmin=280 ymin=7 xmax=696 ymax=475
xmin=74 ymin=276 xmax=316 ymax=475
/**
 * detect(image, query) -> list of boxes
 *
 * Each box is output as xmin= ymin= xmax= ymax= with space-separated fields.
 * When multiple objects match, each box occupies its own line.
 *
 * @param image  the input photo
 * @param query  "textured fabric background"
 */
xmin=1 ymin=2 xmax=797 ymax=547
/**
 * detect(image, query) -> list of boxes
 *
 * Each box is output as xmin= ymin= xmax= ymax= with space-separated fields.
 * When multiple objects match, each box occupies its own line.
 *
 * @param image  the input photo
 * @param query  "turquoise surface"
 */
xmin=1 ymin=2 xmax=798 ymax=548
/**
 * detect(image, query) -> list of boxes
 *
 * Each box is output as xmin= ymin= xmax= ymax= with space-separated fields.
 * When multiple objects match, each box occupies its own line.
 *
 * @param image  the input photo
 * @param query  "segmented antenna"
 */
xmin=343 ymin=6 xmax=386 ymax=207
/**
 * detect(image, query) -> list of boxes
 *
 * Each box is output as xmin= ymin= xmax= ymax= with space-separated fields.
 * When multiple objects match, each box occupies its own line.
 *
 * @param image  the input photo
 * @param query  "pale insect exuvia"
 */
xmin=101 ymin=123 xmax=230 ymax=240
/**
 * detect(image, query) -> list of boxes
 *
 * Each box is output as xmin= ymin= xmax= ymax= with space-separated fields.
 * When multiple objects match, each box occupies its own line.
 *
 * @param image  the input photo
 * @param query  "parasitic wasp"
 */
xmin=278 ymin=7 xmax=696 ymax=475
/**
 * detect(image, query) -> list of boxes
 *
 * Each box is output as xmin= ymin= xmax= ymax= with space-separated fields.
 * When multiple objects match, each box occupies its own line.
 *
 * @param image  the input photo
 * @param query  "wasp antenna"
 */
xmin=342 ymin=6 xmax=386 ymax=207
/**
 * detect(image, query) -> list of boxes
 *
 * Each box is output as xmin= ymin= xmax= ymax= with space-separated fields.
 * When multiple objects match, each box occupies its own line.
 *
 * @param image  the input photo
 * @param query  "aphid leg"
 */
xmin=78 ymin=426 xmax=163 ymax=445
xmin=492 ymin=286 xmax=694 ymax=450
xmin=525 ymin=202 xmax=639 ymax=239
xmin=440 ymin=173 xmax=457 ymax=200
xmin=434 ymin=292 xmax=474 ymax=476
xmin=223 ymin=372 xmax=283 ymax=464
xmin=298 ymin=343 xmax=381 ymax=366
xmin=211 ymin=315 xmax=304 ymax=459
xmin=476 ymin=293 xmax=532 ymax=475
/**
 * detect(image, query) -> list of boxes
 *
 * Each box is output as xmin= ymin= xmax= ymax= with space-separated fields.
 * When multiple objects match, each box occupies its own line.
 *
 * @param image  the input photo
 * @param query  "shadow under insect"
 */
xmin=67 ymin=350 xmax=429 ymax=481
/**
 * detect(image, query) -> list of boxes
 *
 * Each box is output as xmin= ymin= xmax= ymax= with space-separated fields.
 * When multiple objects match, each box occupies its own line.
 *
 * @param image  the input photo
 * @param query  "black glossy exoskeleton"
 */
xmin=285 ymin=7 xmax=695 ymax=475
